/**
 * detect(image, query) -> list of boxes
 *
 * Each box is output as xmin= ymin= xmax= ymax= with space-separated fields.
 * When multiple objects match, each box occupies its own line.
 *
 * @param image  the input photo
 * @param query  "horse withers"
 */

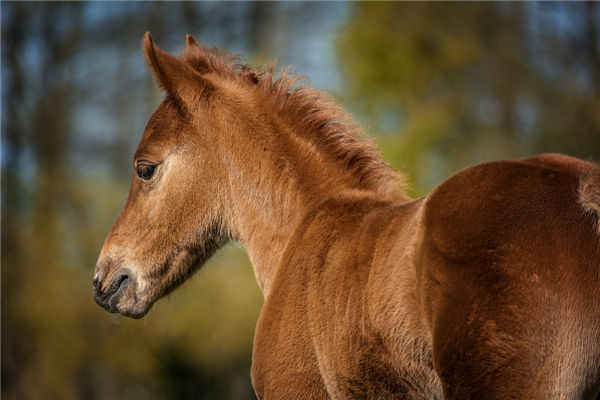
xmin=93 ymin=33 xmax=600 ymax=399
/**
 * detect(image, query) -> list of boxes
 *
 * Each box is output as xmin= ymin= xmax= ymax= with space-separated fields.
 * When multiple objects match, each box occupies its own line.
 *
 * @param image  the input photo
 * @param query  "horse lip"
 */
xmin=94 ymin=269 xmax=132 ymax=313
xmin=107 ymin=276 xmax=131 ymax=312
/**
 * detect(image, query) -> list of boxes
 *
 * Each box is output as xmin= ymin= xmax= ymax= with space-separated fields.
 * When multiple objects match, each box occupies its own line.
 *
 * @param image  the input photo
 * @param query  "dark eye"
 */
xmin=136 ymin=162 xmax=156 ymax=180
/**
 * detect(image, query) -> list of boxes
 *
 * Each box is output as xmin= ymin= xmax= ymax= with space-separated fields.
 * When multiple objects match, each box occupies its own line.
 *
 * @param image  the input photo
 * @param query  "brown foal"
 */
xmin=93 ymin=33 xmax=600 ymax=399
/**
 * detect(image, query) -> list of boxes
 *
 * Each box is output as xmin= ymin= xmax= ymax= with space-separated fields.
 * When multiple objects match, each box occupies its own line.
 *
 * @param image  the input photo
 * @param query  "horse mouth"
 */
xmin=94 ymin=269 xmax=133 ymax=314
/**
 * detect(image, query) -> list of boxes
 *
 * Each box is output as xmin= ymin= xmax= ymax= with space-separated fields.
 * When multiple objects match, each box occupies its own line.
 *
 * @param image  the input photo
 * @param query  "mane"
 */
xmin=182 ymin=45 xmax=406 ymax=196
xmin=579 ymin=170 xmax=600 ymax=235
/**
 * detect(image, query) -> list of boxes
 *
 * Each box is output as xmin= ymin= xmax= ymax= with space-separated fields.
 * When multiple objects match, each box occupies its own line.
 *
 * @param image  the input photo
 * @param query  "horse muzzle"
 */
xmin=93 ymin=268 xmax=133 ymax=314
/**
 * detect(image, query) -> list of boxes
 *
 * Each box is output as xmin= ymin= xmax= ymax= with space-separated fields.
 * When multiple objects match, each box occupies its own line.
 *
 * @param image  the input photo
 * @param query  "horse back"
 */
xmin=420 ymin=154 xmax=600 ymax=399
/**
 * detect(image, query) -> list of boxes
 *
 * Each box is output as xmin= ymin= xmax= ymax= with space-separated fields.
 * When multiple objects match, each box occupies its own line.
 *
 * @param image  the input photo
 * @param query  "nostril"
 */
xmin=92 ymin=276 xmax=100 ymax=290
xmin=116 ymin=272 xmax=130 ymax=287
xmin=94 ymin=269 xmax=133 ymax=312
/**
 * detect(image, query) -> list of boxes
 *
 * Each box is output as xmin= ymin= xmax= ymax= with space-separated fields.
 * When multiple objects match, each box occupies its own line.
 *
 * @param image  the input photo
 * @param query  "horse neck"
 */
xmin=221 ymin=112 xmax=364 ymax=297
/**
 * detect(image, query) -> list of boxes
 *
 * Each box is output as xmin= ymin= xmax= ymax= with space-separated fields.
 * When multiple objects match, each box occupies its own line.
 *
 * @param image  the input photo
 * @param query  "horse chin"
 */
xmin=119 ymin=305 xmax=150 ymax=319
xmin=115 ymin=299 xmax=151 ymax=319
xmin=113 ymin=282 xmax=152 ymax=319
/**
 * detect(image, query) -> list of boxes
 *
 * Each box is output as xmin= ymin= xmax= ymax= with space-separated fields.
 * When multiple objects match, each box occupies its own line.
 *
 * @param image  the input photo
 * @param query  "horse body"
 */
xmin=252 ymin=155 xmax=600 ymax=399
xmin=93 ymin=33 xmax=600 ymax=399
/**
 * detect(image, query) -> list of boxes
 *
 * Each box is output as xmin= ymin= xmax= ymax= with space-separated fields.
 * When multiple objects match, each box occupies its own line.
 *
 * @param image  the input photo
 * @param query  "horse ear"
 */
xmin=142 ymin=32 xmax=210 ymax=106
xmin=186 ymin=34 xmax=199 ymax=49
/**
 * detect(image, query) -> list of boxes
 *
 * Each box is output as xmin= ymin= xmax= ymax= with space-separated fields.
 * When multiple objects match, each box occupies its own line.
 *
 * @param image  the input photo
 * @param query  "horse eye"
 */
xmin=136 ymin=162 xmax=156 ymax=180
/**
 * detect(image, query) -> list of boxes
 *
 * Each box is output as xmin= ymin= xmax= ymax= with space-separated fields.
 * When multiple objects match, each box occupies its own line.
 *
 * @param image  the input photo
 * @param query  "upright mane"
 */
xmin=181 ymin=45 xmax=406 ymax=196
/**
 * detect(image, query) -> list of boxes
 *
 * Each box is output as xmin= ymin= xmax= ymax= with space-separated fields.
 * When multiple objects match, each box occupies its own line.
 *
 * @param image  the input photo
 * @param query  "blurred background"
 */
xmin=2 ymin=2 xmax=599 ymax=399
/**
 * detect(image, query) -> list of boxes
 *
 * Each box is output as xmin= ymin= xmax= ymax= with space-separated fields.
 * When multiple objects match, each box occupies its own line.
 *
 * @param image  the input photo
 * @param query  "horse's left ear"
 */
xmin=142 ymin=32 xmax=211 ymax=106
xmin=186 ymin=34 xmax=200 ymax=49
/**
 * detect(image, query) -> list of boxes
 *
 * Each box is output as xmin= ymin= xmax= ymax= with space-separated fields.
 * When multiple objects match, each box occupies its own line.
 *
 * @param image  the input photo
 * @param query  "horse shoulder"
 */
xmin=253 ymin=195 xmax=439 ymax=399
xmin=251 ymin=197 xmax=368 ymax=399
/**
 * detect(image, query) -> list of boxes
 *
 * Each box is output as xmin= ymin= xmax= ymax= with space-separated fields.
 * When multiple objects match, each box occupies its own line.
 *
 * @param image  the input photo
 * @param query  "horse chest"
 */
xmin=253 ymin=271 xmax=441 ymax=399
xmin=319 ymin=332 xmax=424 ymax=399
xmin=252 ymin=203 xmax=442 ymax=398
xmin=307 ymin=314 xmax=441 ymax=399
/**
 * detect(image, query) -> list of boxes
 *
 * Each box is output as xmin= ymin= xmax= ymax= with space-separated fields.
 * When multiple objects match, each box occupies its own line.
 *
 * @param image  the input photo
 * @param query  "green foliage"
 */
xmin=338 ymin=2 xmax=600 ymax=196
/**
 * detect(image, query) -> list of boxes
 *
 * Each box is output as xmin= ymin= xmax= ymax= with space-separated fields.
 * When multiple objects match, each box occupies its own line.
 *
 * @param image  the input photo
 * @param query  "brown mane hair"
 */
xmin=181 ymin=44 xmax=405 ymax=196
